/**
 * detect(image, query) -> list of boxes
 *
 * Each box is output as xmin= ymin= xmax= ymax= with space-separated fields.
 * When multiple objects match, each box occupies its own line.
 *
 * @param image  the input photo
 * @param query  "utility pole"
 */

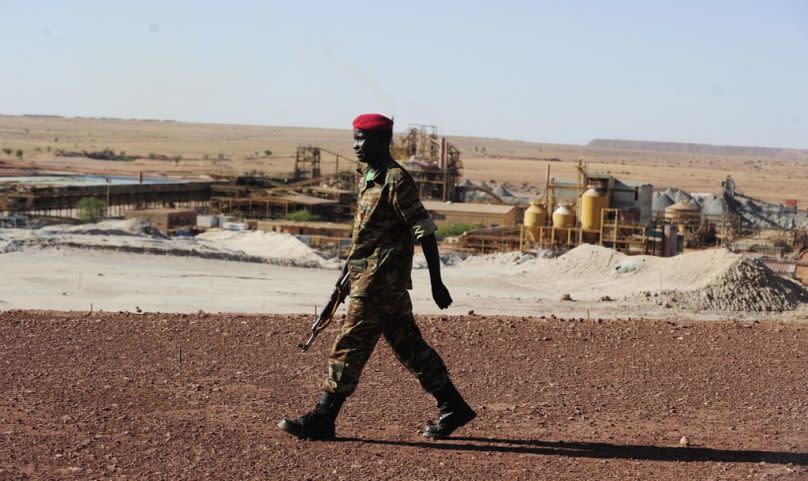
xmin=106 ymin=177 xmax=111 ymax=217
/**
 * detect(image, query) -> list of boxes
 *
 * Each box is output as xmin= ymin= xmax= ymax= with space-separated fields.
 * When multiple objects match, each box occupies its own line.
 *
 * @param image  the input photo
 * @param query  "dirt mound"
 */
xmin=512 ymin=245 xmax=808 ymax=312
xmin=657 ymin=257 xmax=808 ymax=312
xmin=1 ymin=221 xmax=341 ymax=269
xmin=37 ymin=219 xmax=167 ymax=238
xmin=195 ymin=229 xmax=333 ymax=267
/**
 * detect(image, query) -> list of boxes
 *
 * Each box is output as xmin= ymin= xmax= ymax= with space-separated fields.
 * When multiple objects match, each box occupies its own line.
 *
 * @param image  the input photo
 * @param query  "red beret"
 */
xmin=352 ymin=113 xmax=393 ymax=132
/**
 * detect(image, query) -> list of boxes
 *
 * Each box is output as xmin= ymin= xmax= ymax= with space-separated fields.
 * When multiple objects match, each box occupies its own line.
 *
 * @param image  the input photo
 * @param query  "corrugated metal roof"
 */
xmin=275 ymin=194 xmax=338 ymax=206
xmin=127 ymin=208 xmax=195 ymax=215
xmin=422 ymin=201 xmax=516 ymax=215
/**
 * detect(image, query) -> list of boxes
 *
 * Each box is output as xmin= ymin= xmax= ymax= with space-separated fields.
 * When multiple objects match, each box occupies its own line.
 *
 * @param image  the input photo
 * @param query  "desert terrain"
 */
xmin=2 ymin=115 xmax=808 ymax=206
xmin=3 ymin=116 xmax=808 ymax=480
xmin=2 ymin=310 xmax=807 ymax=480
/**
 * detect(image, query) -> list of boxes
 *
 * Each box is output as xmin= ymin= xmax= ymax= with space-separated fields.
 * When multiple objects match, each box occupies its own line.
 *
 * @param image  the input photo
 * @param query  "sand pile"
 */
xmin=459 ymin=251 xmax=547 ymax=267
xmin=194 ymin=230 xmax=336 ymax=268
xmin=37 ymin=219 xmax=166 ymax=238
xmin=0 ymin=238 xmax=23 ymax=254
xmin=0 ymin=221 xmax=339 ymax=269
xmin=650 ymin=257 xmax=808 ymax=312
xmin=502 ymin=244 xmax=808 ymax=312
xmin=411 ymin=249 xmax=554 ymax=270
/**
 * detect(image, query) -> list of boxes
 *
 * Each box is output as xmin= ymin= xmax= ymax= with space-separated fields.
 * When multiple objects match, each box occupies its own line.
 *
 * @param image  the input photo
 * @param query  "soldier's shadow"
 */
xmin=337 ymin=436 xmax=808 ymax=465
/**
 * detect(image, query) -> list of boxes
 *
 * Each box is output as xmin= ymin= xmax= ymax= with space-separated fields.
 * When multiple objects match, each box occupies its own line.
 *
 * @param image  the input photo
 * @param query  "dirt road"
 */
xmin=1 ymin=311 xmax=807 ymax=480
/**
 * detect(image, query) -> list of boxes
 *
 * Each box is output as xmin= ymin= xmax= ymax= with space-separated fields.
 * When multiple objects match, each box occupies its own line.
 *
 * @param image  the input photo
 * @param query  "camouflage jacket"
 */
xmin=347 ymin=157 xmax=437 ymax=298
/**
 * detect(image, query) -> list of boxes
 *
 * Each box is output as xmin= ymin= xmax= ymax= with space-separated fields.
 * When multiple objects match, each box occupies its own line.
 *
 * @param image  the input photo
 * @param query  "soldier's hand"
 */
xmin=432 ymin=283 xmax=453 ymax=309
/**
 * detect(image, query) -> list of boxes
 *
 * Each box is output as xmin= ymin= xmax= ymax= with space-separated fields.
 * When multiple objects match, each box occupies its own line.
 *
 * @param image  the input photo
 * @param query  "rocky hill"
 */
xmin=588 ymin=138 xmax=808 ymax=159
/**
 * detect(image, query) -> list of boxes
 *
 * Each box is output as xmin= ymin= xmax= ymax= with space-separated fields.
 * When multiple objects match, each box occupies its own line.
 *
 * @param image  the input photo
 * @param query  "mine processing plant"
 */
xmin=518 ymin=159 xmax=656 ymax=254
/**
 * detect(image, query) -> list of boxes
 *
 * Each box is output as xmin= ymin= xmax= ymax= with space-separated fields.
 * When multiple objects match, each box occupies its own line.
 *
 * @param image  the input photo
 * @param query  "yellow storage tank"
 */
xmin=524 ymin=201 xmax=547 ymax=228
xmin=552 ymin=205 xmax=575 ymax=228
xmin=580 ymin=187 xmax=608 ymax=231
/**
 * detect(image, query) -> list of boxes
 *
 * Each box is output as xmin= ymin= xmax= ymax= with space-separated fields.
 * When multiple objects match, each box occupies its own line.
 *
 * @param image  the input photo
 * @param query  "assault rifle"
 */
xmin=298 ymin=270 xmax=351 ymax=352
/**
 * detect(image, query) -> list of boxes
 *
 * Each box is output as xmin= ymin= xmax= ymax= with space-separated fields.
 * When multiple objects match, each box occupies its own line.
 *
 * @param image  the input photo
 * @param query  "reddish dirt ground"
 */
xmin=1 ymin=310 xmax=808 ymax=480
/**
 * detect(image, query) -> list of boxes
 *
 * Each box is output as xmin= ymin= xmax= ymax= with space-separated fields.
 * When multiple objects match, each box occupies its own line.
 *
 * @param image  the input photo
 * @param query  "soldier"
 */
xmin=278 ymin=113 xmax=475 ymax=440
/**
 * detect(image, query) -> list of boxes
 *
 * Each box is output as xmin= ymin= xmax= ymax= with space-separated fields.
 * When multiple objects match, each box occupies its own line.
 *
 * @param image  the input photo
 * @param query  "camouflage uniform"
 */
xmin=324 ymin=157 xmax=449 ymax=396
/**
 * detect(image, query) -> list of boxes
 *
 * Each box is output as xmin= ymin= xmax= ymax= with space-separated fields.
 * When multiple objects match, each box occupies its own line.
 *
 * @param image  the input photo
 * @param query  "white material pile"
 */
xmin=36 ymin=219 xmax=166 ymax=238
xmin=456 ymin=244 xmax=807 ymax=312
xmin=195 ymin=230 xmax=336 ymax=267
xmin=0 ymin=220 xmax=339 ymax=269
xmin=2 ymin=220 xmax=806 ymax=314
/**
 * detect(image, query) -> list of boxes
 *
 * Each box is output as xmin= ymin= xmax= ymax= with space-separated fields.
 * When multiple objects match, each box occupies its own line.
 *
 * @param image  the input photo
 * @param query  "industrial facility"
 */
xmin=392 ymin=124 xmax=464 ymax=202
xmin=516 ymin=160 xmax=657 ymax=255
xmin=2 ymin=124 xmax=808 ymax=289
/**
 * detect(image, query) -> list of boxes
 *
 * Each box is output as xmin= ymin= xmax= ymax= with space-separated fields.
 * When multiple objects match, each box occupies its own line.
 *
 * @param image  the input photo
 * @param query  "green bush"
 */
xmin=436 ymin=223 xmax=482 ymax=239
xmin=286 ymin=209 xmax=318 ymax=222
xmin=76 ymin=197 xmax=106 ymax=222
xmin=82 ymin=148 xmax=134 ymax=161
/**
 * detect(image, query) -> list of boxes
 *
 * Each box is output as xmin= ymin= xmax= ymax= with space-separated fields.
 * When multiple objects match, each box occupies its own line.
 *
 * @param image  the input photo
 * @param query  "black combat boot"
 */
xmin=278 ymin=392 xmax=346 ymax=440
xmin=423 ymin=379 xmax=476 ymax=439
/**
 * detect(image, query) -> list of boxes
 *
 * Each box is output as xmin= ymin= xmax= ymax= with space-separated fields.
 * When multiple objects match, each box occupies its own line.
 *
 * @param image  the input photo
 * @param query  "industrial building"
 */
xmin=422 ymin=201 xmax=519 ymax=228
xmin=125 ymin=208 xmax=197 ymax=233
xmin=517 ymin=160 xmax=657 ymax=254
xmin=393 ymin=125 xmax=463 ymax=202
xmin=0 ymin=176 xmax=210 ymax=218
xmin=256 ymin=219 xmax=352 ymax=238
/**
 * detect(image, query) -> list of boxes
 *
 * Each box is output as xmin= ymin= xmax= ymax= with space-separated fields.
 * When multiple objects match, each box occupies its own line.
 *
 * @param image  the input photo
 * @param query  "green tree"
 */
xmin=264 ymin=149 xmax=273 ymax=157
xmin=76 ymin=197 xmax=106 ymax=222
xmin=1 ymin=148 xmax=11 ymax=156
xmin=286 ymin=209 xmax=318 ymax=222
xmin=436 ymin=223 xmax=482 ymax=240
xmin=15 ymin=149 xmax=23 ymax=159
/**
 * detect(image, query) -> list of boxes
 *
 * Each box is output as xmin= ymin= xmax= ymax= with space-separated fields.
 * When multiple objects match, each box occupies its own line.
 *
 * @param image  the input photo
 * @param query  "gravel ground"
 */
xmin=1 ymin=310 xmax=808 ymax=480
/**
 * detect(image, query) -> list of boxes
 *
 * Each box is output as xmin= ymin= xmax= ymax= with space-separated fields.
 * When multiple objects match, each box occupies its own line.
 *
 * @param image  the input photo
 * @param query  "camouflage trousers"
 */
xmin=323 ymin=290 xmax=449 ymax=396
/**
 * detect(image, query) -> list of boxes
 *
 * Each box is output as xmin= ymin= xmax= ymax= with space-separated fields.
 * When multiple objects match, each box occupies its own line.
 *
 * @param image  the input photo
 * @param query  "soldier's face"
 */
xmin=353 ymin=130 xmax=387 ymax=164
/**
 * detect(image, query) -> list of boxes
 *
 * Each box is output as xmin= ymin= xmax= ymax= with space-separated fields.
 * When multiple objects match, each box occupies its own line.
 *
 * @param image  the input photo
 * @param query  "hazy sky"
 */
xmin=2 ymin=1 xmax=807 ymax=148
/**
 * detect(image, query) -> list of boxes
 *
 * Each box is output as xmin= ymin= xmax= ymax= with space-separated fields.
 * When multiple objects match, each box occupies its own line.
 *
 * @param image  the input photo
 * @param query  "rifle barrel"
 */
xmin=297 ymin=271 xmax=350 ymax=352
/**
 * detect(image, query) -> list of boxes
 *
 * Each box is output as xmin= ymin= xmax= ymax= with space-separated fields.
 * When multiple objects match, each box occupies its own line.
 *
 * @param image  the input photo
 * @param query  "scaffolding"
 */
xmin=0 ymin=182 xmax=212 ymax=218
xmin=294 ymin=146 xmax=321 ymax=180
xmin=519 ymin=208 xmax=649 ymax=254
xmin=392 ymin=124 xmax=463 ymax=202
xmin=459 ymin=225 xmax=523 ymax=254
xmin=295 ymin=145 xmax=359 ymax=184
